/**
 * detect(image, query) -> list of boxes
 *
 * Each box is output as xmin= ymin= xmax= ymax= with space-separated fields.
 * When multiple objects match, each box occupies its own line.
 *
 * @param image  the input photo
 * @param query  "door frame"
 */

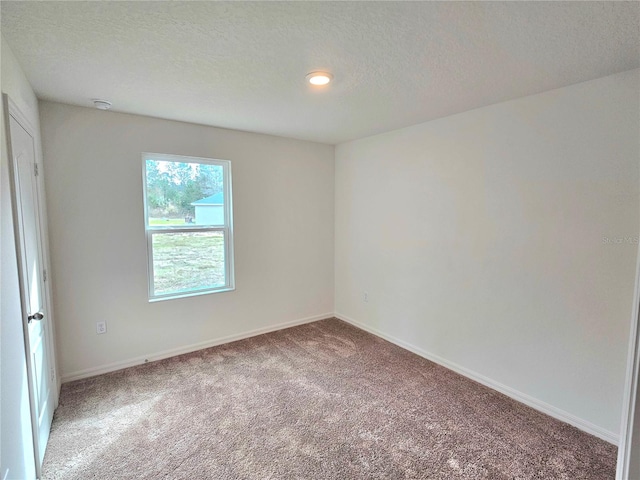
xmin=617 ymin=237 xmax=640 ymax=479
xmin=3 ymin=93 xmax=59 ymax=477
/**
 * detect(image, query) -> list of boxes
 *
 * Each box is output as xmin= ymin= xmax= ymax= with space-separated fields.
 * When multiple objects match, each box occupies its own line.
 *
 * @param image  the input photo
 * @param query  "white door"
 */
xmin=6 ymin=99 xmax=55 ymax=471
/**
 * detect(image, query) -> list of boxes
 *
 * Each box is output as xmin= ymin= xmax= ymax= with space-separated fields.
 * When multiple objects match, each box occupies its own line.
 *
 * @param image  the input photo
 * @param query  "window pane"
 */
xmin=151 ymin=231 xmax=226 ymax=296
xmin=145 ymin=159 xmax=224 ymax=226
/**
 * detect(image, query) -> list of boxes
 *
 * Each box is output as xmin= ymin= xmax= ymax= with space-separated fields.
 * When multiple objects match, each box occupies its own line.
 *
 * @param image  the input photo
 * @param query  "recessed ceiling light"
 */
xmin=306 ymin=72 xmax=333 ymax=86
xmin=92 ymin=99 xmax=112 ymax=110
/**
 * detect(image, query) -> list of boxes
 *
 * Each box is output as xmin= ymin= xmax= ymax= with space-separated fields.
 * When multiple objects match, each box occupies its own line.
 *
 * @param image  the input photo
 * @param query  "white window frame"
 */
xmin=142 ymin=152 xmax=235 ymax=302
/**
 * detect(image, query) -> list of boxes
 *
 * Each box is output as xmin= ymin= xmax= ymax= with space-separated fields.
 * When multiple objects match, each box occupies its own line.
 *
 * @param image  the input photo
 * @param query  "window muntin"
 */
xmin=142 ymin=153 xmax=234 ymax=301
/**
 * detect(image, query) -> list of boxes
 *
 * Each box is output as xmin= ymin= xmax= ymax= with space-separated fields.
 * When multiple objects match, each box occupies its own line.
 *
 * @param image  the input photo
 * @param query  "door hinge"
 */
xmin=50 ymin=367 xmax=55 ymax=382
xmin=43 ymin=268 xmax=47 ymax=282
xmin=34 ymin=162 xmax=39 ymax=177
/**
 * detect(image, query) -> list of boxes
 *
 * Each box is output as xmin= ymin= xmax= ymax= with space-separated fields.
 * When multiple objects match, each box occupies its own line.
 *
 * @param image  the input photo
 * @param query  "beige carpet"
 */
xmin=43 ymin=318 xmax=616 ymax=479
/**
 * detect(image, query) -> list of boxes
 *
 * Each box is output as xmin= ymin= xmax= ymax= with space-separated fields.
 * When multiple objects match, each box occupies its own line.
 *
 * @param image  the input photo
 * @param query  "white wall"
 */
xmin=335 ymin=69 xmax=640 ymax=440
xmin=39 ymin=102 xmax=335 ymax=380
xmin=0 ymin=35 xmax=38 ymax=480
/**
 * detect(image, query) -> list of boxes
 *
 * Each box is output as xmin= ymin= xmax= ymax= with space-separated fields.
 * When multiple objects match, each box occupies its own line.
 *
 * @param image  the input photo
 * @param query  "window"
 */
xmin=142 ymin=153 xmax=234 ymax=301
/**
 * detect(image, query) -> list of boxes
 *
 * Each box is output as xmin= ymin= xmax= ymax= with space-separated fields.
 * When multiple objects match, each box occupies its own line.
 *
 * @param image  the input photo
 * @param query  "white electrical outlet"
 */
xmin=96 ymin=321 xmax=107 ymax=334
xmin=363 ymin=292 xmax=369 ymax=303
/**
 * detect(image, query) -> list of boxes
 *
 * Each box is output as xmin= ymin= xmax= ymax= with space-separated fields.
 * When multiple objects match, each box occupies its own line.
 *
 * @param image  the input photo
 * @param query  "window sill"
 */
xmin=148 ymin=286 xmax=235 ymax=303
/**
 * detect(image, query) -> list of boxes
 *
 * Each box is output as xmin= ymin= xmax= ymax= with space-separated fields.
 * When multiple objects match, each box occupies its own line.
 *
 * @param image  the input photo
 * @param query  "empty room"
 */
xmin=1 ymin=1 xmax=639 ymax=479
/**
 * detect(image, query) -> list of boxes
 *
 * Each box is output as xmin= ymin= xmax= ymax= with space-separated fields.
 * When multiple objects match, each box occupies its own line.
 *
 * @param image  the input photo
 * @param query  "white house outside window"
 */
xmin=142 ymin=153 xmax=235 ymax=301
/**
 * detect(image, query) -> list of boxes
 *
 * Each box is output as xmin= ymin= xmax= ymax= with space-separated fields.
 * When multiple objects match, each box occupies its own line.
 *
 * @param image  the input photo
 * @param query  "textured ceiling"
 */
xmin=1 ymin=1 xmax=638 ymax=144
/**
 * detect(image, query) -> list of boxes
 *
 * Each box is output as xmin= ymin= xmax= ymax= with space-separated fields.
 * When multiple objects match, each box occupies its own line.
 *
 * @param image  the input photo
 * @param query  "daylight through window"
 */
xmin=142 ymin=153 xmax=234 ymax=301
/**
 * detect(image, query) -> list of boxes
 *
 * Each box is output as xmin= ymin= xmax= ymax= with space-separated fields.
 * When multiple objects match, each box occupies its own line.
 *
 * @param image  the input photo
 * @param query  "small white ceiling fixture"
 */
xmin=306 ymin=72 xmax=333 ymax=86
xmin=92 ymin=99 xmax=112 ymax=110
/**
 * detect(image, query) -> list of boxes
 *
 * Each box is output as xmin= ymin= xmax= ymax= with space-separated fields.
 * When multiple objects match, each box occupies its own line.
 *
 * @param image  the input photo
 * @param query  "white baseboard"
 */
xmin=61 ymin=312 xmax=334 ymax=383
xmin=335 ymin=312 xmax=619 ymax=445
xmin=62 ymin=310 xmax=619 ymax=445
